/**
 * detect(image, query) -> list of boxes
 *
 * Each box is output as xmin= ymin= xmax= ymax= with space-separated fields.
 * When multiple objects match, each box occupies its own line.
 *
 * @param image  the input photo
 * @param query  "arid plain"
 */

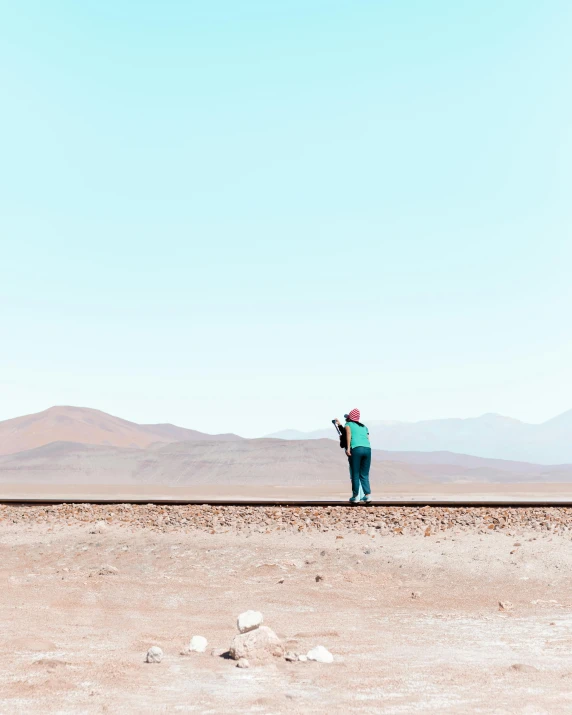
xmin=2 ymin=407 xmax=572 ymax=713
xmin=2 ymin=507 xmax=572 ymax=713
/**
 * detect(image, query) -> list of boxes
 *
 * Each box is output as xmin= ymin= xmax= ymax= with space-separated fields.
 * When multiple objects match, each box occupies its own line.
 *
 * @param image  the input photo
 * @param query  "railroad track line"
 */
xmin=1 ymin=498 xmax=572 ymax=507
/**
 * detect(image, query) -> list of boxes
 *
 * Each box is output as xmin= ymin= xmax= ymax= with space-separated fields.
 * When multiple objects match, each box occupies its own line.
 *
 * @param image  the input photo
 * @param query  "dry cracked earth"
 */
xmin=1 ymin=504 xmax=572 ymax=713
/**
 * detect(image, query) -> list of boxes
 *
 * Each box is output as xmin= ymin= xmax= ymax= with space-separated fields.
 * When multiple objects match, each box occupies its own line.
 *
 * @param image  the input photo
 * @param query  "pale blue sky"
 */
xmin=1 ymin=1 xmax=571 ymax=436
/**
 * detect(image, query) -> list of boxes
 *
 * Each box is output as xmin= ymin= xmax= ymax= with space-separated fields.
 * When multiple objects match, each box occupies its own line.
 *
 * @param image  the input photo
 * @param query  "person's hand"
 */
xmin=334 ymin=418 xmax=341 ymax=426
xmin=345 ymin=448 xmax=351 ymax=457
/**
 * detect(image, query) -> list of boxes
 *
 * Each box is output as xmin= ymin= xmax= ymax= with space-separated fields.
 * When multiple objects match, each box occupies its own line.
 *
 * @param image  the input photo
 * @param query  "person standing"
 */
xmin=335 ymin=408 xmax=372 ymax=503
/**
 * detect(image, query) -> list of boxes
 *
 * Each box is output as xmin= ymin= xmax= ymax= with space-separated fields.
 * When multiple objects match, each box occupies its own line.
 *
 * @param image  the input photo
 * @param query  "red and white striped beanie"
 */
xmin=348 ymin=408 xmax=360 ymax=422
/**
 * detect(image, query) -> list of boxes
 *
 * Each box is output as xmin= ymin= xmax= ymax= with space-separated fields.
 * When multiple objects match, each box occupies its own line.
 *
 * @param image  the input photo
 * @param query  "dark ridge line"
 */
xmin=1 ymin=499 xmax=572 ymax=508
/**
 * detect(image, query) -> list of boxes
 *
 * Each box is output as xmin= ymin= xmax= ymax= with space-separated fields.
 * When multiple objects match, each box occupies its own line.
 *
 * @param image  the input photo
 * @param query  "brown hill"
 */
xmin=0 ymin=406 xmax=242 ymax=456
xmin=0 ymin=439 xmax=428 ymax=486
xmin=1 ymin=438 xmax=571 ymax=487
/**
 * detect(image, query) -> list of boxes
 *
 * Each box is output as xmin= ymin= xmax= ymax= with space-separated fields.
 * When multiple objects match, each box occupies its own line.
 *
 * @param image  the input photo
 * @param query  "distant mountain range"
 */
xmin=266 ymin=410 xmax=572 ymax=465
xmin=0 ymin=406 xmax=571 ymax=488
xmin=0 ymin=405 xmax=242 ymax=457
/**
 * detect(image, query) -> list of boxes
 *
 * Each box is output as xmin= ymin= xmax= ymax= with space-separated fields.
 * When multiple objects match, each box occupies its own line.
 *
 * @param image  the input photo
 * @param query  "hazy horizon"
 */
xmin=3 ymin=402 xmax=572 ymax=435
xmin=3 ymin=1 xmax=571 ymax=437
xmin=4 ymin=405 xmax=572 ymax=486
xmin=3 ymin=404 xmax=572 ymax=465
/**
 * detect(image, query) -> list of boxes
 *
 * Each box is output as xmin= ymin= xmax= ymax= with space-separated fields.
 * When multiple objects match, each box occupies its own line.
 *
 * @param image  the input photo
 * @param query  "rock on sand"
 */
xmin=237 ymin=610 xmax=263 ymax=633
xmin=146 ymin=646 xmax=163 ymax=663
xmin=188 ymin=636 xmax=208 ymax=653
xmin=229 ymin=626 xmax=283 ymax=663
xmin=510 ymin=663 xmax=539 ymax=673
xmin=89 ymin=520 xmax=108 ymax=534
xmin=98 ymin=564 xmax=119 ymax=576
xmin=307 ymin=646 xmax=333 ymax=663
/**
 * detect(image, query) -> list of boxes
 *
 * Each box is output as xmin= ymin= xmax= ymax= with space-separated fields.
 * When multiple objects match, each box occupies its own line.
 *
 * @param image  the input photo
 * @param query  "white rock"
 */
xmin=187 ymin=636 xmax=208 ymax=653
xmin=90 ymin=520 xmax=108 ymax=534
xmin=229 ymin=626 xmax=283 ymax=663
xmin=237 ymin=610 xmax=263 ymax=634
xmin=284 ymin=651 xmax=298 ymax=662
xmin=146 ymin=646 xmax=163 ymax=663
xmin=307 ymin=646 xmax=333 ymax=663
xmin=298 ymin=654 xmax=308 ymax=662
xmin=236 ymin=658 xmax=250 ymax=668
xmin=499 ymin=601 xmax=514 ymax=612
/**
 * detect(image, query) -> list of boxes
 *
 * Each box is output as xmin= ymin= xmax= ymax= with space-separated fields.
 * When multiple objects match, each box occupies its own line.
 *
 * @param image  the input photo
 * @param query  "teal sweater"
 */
xmin=346 ymin=421 xmax=370 ymax=449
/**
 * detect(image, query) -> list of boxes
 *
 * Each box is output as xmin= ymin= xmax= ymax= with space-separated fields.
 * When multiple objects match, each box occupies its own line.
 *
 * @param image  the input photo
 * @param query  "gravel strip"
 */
xmin=1 ymin=503 xmax=571 ymax=536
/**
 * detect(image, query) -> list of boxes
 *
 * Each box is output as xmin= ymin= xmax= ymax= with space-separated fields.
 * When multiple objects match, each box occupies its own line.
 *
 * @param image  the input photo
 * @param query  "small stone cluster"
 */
xmin=146 ymin=611 xmax=333 ymax=668
xmin=1 ymin=503 xmax=572 ymax=536
xmin=229 ymin=611 xmax=282 ymax=668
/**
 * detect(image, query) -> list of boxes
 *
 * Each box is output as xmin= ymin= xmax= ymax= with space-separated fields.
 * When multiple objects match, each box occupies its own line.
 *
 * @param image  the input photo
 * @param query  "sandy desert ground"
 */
xmin=1 ymin=505 xmax=572 ymax=713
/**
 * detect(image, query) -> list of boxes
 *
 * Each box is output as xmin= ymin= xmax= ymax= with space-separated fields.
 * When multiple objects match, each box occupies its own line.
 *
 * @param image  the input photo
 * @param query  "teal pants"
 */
xmin=348 ymin=446 xmax=372 ymax=498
